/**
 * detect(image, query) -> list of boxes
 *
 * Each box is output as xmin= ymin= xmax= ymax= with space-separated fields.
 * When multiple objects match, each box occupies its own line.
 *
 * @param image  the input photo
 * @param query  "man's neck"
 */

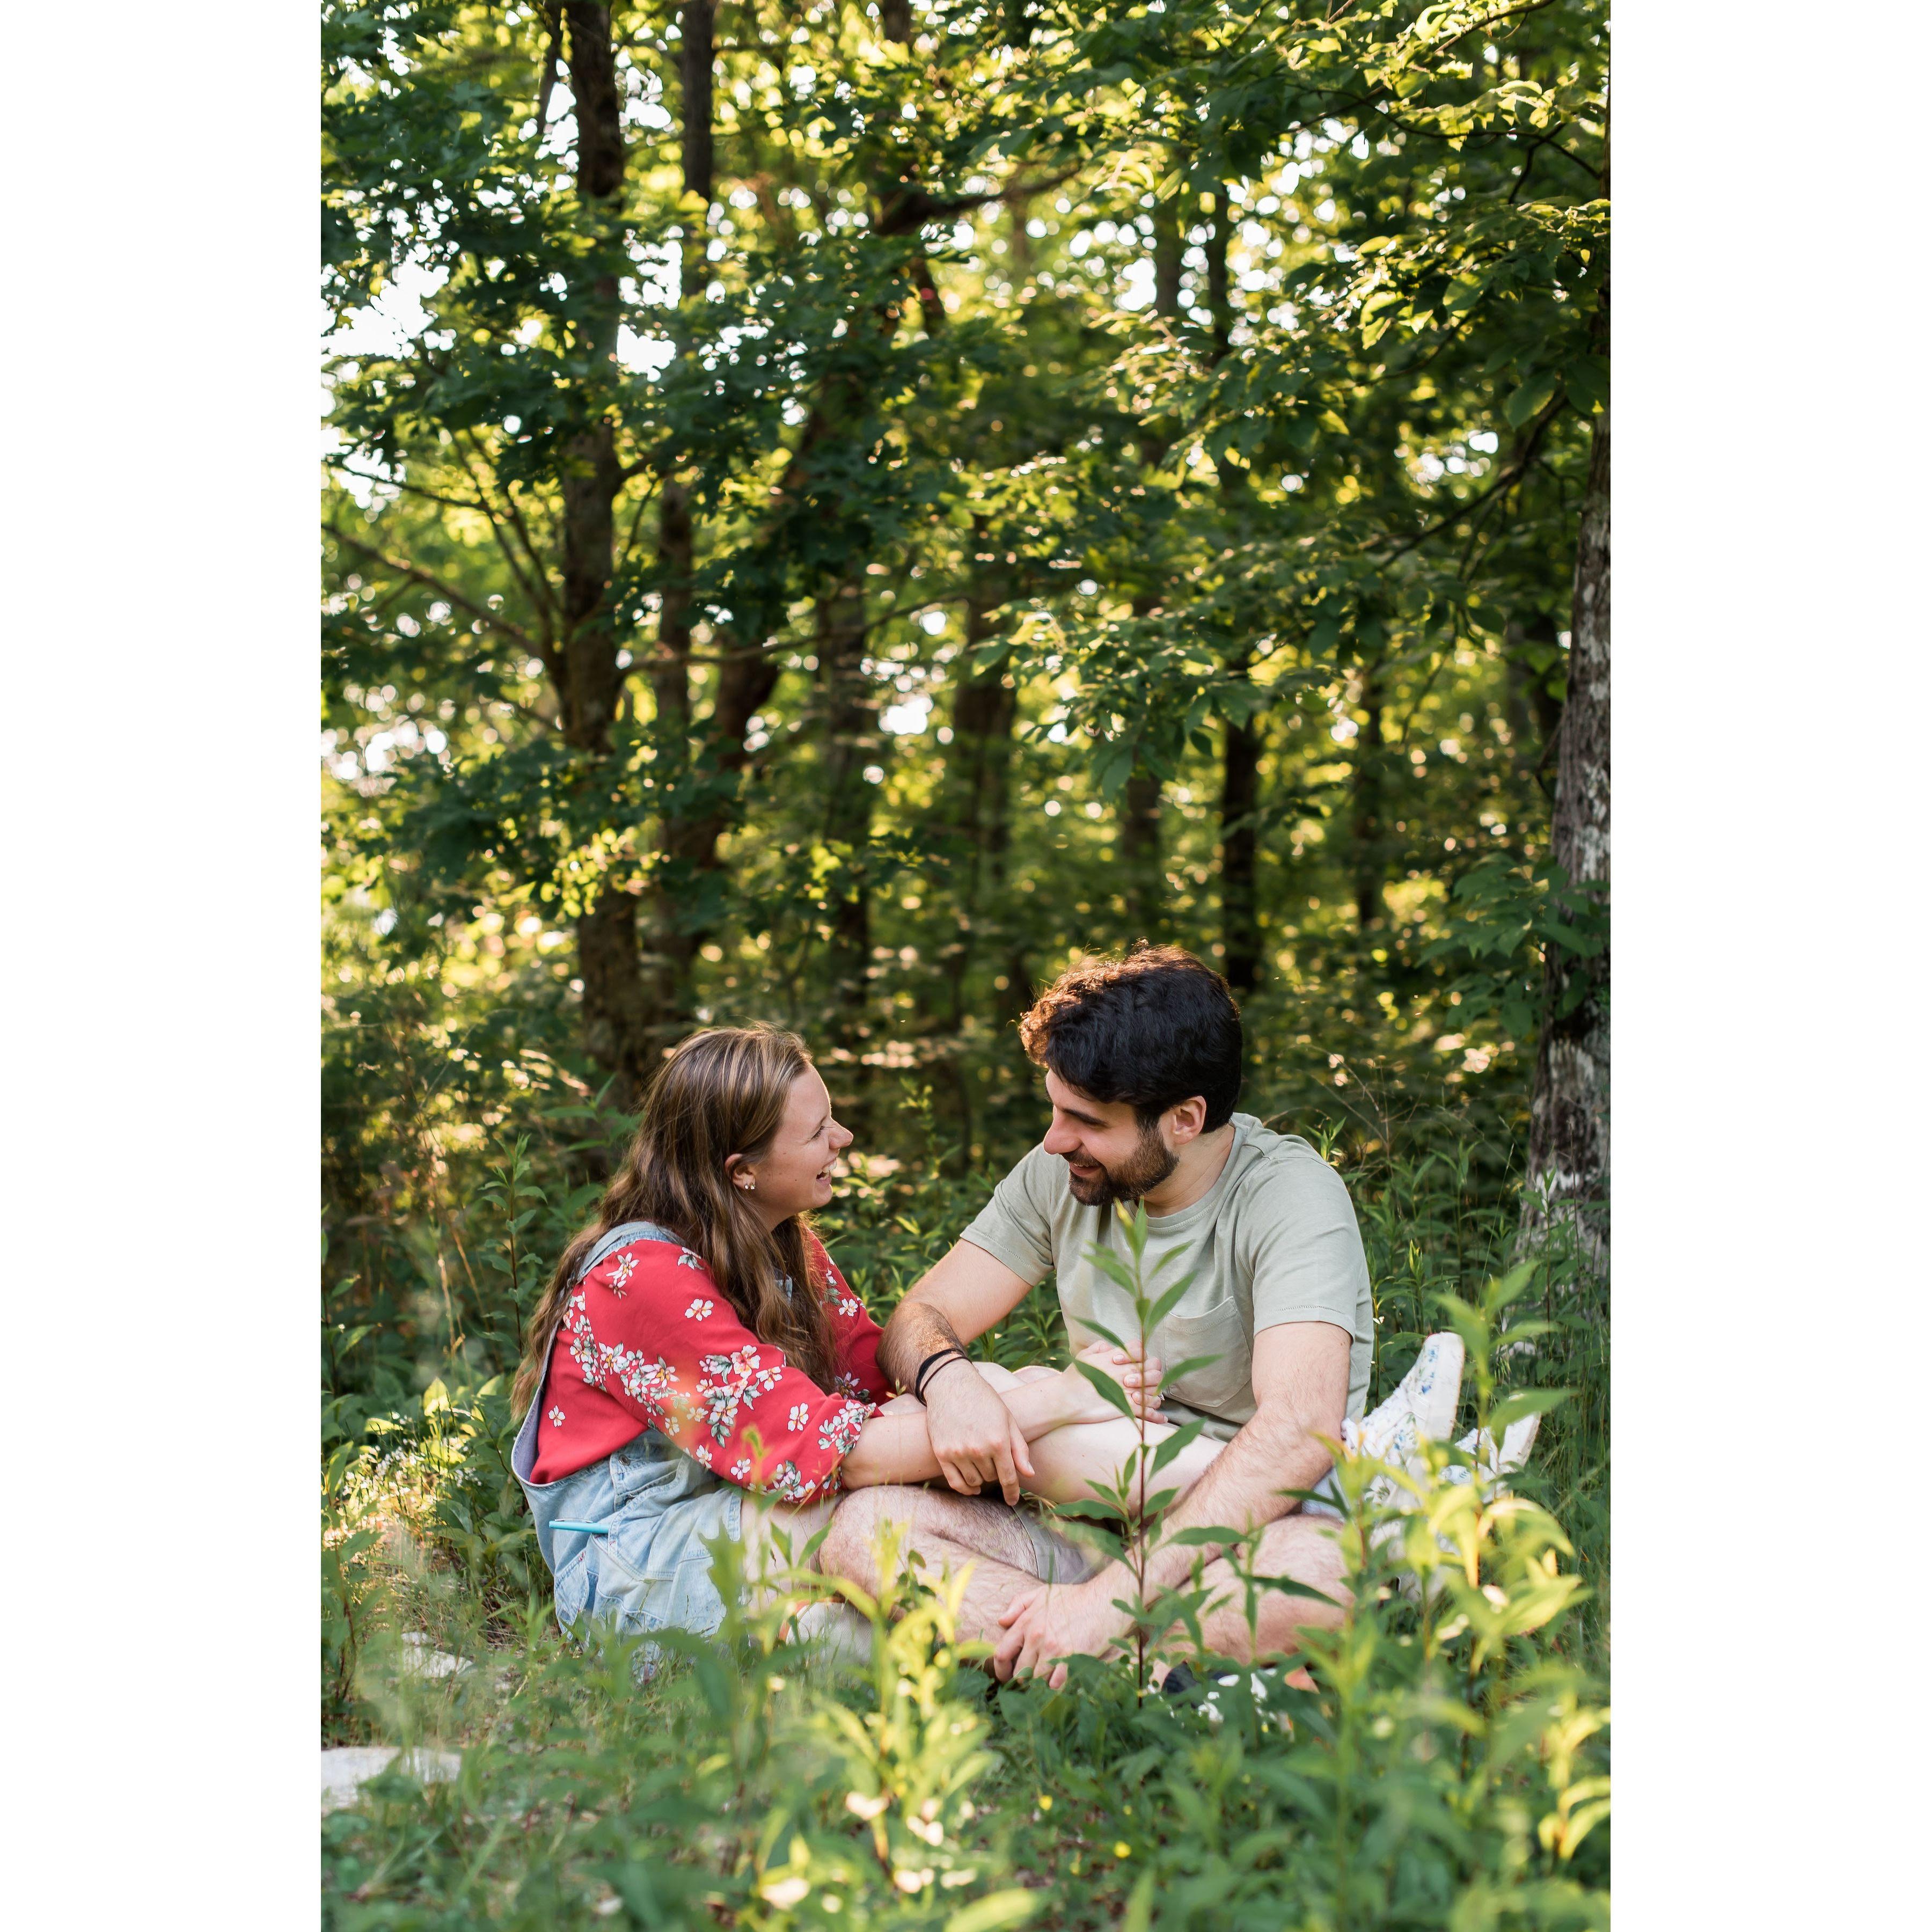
xmin=1139 ymin=1120 xmax=1237 ymax=1218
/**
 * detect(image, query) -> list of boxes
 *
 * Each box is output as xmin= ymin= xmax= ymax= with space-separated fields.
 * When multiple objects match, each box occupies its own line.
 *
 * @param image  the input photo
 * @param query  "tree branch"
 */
xmin=326 ymin=524 xmax=544 ymax=657
xmin=453 ymin=430 xmax=559 ymax=627
xmin=1369 ymin=391 xmax=1564 ymax=561
xmin=535 ymin=4 xmax=563 ymax=145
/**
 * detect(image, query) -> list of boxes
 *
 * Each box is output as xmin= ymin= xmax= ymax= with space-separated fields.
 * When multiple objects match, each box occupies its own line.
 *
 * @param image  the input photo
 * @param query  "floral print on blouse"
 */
xmin=528 ymin=1232 xmax=890 ymax=1501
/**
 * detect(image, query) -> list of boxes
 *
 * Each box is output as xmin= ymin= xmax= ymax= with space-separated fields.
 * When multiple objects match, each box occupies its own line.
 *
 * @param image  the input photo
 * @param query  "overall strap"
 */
xmin=573 ymin=1218 xmax=685 ymax=1284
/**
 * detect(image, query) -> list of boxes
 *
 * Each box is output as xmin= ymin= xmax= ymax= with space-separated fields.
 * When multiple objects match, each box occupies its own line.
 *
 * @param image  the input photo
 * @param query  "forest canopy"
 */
xmin=323 ymin=0 xmax=1607 ymax=1204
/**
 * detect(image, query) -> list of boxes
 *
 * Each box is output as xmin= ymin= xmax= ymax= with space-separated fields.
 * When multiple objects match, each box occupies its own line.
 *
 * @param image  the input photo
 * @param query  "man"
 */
xmin=816 ymin=945 xmax=1379 ymax=1687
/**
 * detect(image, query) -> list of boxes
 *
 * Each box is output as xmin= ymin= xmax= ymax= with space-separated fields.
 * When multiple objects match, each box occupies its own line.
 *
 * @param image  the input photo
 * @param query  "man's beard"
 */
xmin=1065 ymin=1124 xmax=1179 ymax=1208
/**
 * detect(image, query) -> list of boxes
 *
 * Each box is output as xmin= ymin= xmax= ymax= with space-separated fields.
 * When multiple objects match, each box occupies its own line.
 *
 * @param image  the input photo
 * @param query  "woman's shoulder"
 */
xmin=579 ymin=1230 xmax=715 ymax=1300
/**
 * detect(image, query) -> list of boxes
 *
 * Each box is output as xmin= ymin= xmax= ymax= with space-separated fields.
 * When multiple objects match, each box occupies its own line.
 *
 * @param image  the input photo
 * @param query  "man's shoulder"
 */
xmin=1000 ymin=1138 xmax=1071 ymax=1197
xmin=1223 ymin=1119 xmax=1357 ymax=1217
xmin=965 ymin=1140 xmax=1070 ymax=1239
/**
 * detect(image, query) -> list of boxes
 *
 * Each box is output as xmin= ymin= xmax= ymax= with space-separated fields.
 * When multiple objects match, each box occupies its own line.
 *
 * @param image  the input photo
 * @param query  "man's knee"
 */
xmin=1248 ymin=1516 xmax=1352 ymax=1641
xmin=820 ymin=1485 xmax=920 ymax=1581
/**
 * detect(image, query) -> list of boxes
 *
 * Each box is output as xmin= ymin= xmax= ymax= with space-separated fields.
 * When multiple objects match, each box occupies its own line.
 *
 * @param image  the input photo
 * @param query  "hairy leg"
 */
xmin=738 ymin=1493 xmax=839 ymax=1601
xmin=818 ymin=1484 xmax=1062 ymax=1646
xmin=1153 ymin=1511 xmax=1353 ymax=1671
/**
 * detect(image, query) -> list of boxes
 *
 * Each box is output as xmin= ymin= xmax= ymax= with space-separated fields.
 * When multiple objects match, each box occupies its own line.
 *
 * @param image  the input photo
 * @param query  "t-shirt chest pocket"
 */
xmin=1155 ymin=1298 xmax=1253 ymax=1418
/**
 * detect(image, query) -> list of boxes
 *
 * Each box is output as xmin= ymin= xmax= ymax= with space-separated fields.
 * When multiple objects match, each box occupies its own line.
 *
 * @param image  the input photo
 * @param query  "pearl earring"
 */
xmin=739 ymin=1174 xmax=756 ymax=1192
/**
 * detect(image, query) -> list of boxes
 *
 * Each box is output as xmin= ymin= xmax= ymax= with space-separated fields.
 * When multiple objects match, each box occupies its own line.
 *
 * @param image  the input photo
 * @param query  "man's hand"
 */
xmin=992 ymin=1576 xmax=1136 ymax=1689
xmin=923 ymin=1356 xmax=1035 ymax=1504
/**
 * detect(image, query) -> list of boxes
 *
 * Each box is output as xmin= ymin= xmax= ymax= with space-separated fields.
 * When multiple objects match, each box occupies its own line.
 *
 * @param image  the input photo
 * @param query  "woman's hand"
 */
xmin=1058 ymin=1341 xmax=1166 ymax=1427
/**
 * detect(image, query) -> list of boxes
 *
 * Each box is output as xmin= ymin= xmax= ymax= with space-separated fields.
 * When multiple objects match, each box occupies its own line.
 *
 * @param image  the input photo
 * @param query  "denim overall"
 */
xmin=513 ymin=1221 xmax=745 ymax=1667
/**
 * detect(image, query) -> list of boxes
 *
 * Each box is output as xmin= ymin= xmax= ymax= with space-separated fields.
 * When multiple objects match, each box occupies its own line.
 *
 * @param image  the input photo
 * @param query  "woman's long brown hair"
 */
xmin=511 ymin=1026 xmax=839 ymax=1419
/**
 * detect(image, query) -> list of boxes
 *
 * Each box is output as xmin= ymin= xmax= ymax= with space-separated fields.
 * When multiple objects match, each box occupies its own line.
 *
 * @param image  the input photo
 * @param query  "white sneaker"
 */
xmin=1301 ymin=1333 xmax=1463 ymax=1529
xmin=1444 ymin=1412 xmax=1540 ymax=1495
xmin=1341 ymin=1331 xmax=1465 ymax=1470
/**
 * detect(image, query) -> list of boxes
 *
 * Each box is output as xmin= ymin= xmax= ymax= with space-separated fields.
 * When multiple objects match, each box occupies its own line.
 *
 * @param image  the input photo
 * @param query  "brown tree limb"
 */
xmin=326 ymin=525 xmax=545 ymax=658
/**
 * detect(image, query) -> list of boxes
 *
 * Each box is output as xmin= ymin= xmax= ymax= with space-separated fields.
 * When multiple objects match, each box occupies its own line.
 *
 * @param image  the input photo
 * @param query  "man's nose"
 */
xmin=1042 ymin=1117 xmax=1079 ymax=1155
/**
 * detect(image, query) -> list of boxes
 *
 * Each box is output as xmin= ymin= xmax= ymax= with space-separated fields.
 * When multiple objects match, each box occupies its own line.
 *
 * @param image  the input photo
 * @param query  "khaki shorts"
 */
xmin=1014 ymin=1503 xmax=1106 ymax=1584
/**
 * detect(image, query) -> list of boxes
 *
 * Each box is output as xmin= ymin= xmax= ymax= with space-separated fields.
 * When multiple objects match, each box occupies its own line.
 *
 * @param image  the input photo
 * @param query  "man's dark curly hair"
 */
xmin=1017 ymin=944 xmax=1245 ymax=1131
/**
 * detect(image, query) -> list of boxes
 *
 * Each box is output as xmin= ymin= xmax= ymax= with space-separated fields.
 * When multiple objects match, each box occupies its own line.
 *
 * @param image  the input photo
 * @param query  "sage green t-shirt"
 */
xmin=960 ymin=1113 xmax=1374 ymax=1439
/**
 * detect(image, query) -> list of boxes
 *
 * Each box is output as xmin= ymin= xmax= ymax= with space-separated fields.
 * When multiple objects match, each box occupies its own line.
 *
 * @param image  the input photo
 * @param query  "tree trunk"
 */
xmin=634 ymin=0 xmax=758 ymax=1036
xmin=1152 ymin=191 xmax=1184 ymax=322
xmin=1350 ymin=659 xmax=1387 ymax=932
xmin=1219 ymin=674 xmax=1264 ymax=996
xmin=941 ymin=594 xmax=1019 ymax=1027
xmin=817 ymin=591 xmax=879 ymax=1037
xmin=648 ymin=480 xmax=698 ymax=1015
xmin=880 ymin=0 xmax=912 ymax=42
xmin=557 ymin=1 xmax=645 ymax=1104
xmin=678 ymin=2 xmax=713 ymax=199
xmin=1116 ymin=579 xmax=1167 ymax=941
xmin=1522 ymin=405 xmax=1611 ymax=1268
xmin=563 ymin=4 xmax=624 ymax=197
xmin=1208 ymin=186 xmax=1233 ymax=364
xmin=1119 ymin=767 xmax=1165 ymax=942
xmin=1503 ymin=611 xmax=1565 ymax=784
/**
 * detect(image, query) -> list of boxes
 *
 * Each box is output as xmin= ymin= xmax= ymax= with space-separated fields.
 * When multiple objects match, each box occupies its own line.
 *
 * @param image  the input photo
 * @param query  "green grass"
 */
xmin=324 ymin=1109 xmax=1607 ymax=1931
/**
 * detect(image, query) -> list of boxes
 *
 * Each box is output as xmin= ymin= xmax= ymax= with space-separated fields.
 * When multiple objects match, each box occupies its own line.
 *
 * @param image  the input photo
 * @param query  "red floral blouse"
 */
xmin=529 ymin=1230 xmax=892 ymax=1501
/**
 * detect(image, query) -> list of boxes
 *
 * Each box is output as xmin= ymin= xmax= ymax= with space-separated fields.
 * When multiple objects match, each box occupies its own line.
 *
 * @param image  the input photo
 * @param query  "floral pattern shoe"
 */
xmin=1444 ymin=1413 xmax=1541 ymax=1495
xmin=1340 ymin=1331 xmax=1466 ymax=1473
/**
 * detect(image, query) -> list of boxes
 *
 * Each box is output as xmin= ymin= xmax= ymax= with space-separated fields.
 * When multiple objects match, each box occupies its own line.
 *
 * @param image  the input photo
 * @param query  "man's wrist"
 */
xmin=921 ymin=1353 xmax=976 ymax=1402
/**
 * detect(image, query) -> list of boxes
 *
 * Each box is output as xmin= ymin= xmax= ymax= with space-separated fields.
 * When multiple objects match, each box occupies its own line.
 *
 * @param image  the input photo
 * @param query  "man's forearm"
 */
xmin=877 ymin=1296 xmax=968 ymax=1393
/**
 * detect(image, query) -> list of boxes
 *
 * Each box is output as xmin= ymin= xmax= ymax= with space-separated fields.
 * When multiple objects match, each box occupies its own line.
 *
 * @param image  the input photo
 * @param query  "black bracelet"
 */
xmin=913 ymin=1346 xmax=970 ymax=1403
xmin=919 ymin=1353 xmax=973 ymax=1402
xmin=910 ymin=1345 xmax=960 ymax=1395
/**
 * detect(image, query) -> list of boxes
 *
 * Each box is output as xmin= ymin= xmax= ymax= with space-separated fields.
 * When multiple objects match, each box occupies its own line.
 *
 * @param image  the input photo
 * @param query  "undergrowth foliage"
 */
xmin=323 ymin=1089 xmax=1607 ymax=1930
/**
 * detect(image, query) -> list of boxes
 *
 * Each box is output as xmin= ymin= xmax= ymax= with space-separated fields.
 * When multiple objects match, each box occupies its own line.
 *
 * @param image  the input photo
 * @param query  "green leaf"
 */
xmin=1504 ymin=370 xmax=1561 ymax=427
xmin=1072 ymin=1357 xmax=1136 ymax=1418
xmin=1075 ymin=1314 xmax=1130 ymax=1351
xmin=1151 ymin=1419 xmax=1209 ymax=1472
xmin=1564 ymin=355 xmax=1610 ymax=411
xmin=1488 ymin=1387 xmax=1572 ymax=1431
xmin=1159 ymin=1353 xmax=1225 ymax=1384
xmin=1145 ymin=1273 xmax=1202 ymax=1330
xmin=946 ymin=1890 xmax=1040 ymax=1932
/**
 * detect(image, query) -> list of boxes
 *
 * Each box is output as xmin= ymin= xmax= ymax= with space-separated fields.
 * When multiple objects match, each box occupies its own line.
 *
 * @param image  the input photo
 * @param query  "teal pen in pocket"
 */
xmin=549 ymin=1520 xmax=610 ymax=1536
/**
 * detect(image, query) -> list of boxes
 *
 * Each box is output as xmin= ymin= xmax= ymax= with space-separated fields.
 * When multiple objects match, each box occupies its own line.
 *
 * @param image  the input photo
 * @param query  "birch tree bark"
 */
xmin=1521 ymin=405 xmax=1610 ymax=1269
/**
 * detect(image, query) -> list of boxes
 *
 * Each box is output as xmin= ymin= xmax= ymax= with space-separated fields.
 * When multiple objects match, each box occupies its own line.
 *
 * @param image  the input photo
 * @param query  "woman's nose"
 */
xmin=832 ymin=1121 xmax=854 ymax=1150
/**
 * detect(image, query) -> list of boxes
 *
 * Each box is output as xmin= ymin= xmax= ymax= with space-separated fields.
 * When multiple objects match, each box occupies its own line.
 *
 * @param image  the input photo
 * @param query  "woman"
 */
xmin=510 ymin=1024 xmax=1203 ymax=1653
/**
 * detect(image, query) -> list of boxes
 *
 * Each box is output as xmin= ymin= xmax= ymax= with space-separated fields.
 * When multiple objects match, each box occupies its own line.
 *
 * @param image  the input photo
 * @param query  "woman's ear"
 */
xmin=724 ymin=1152 xmax=758 ymax=1196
